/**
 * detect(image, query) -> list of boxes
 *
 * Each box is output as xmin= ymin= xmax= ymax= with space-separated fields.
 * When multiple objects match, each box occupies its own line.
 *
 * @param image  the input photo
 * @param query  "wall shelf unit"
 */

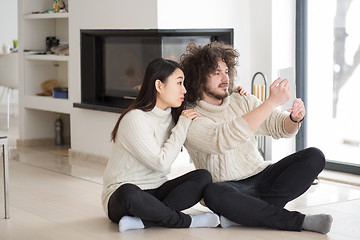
xmin=24 ymin=12 xmax=69 ymax=19
xmin=25 ymin=54 xmax=69 ymax=61
xmin=18 ymin=0 xmax=70 ymax=144
xmin=23 ymin=95 xmax=71 ymax=114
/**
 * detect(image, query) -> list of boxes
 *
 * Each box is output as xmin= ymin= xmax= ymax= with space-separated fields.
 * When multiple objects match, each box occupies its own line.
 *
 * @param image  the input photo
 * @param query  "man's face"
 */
xmin=202 ymin=60 xmax=229 ymax=103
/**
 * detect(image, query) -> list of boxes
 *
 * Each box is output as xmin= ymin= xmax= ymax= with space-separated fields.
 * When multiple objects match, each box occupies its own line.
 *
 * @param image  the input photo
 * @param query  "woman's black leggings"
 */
xmin=107 ymin=169 xmax=212 ymax=228
xmin=204 ymin=147 xmax=325 ymax=231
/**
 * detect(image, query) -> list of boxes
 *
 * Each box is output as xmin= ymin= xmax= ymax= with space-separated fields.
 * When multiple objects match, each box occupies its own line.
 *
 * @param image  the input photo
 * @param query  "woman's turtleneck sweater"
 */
xmin=184 ymin=93 xmax=295 ymax=183
xmin=102 ymin=107 xmax=191 ymax=215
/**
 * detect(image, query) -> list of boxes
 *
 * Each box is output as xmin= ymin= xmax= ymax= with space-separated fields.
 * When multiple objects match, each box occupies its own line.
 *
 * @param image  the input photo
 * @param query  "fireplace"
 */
xmin=74 ymin=29 xmax=233 ymax=113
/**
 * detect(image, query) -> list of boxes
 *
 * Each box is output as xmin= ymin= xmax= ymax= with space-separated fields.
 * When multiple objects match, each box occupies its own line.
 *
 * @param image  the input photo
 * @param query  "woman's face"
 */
xmin=155 ymin=68 xmax=187 ymax=110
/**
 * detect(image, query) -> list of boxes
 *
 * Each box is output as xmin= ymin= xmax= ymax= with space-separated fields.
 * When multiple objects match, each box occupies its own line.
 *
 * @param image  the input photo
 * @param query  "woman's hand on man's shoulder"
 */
xmin=181 ymin=109 xmax=199 ymax=120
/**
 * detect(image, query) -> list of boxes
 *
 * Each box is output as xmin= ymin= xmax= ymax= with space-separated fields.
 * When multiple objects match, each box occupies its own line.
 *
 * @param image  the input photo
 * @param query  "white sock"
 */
xmin=220 ymin=215 xmax=241 ymax=228
xmin=119 ymin=216 xmax=145 ymax=232
xmin=189 ymin=212 xmax=220 ymax=228
xmin=302 ymin=214 xmax=333 ymax=234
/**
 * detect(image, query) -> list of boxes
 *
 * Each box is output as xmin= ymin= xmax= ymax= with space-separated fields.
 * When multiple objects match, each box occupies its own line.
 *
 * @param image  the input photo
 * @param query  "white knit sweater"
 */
xmin=184 ymin=93 xmax=296 ymax=183
xmin=102 ymin=107 xmax=191 ymax=215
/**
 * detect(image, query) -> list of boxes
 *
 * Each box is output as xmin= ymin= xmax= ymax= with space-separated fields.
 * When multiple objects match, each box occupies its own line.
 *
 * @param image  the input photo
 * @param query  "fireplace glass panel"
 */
xmin=162 ymin=36 xmax=211 ymax=61
xmin=103 ymin=36 xmax=161 ymax=99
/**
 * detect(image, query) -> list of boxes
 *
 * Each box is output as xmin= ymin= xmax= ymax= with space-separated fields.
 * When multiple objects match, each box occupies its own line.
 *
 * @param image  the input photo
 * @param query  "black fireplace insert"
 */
xmin=74 ymin=29 xmax=233 ymax=113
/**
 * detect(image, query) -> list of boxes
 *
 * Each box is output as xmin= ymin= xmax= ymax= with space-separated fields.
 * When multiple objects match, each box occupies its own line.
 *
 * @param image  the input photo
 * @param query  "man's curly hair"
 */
xmin=180 ymin=41 xmax=239 ymax=104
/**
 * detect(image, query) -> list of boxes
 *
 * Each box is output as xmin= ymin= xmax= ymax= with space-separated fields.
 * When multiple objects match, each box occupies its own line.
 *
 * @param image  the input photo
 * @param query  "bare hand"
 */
xmin=267 ymin=78 xmax=291 ymax=107
xmin=181 ymin=109 xmax=199 ymax=120
xmin=288 ymin=98 xmax=305 ymax=122
xmin=236 ymin=86 xmax=248 ymax=96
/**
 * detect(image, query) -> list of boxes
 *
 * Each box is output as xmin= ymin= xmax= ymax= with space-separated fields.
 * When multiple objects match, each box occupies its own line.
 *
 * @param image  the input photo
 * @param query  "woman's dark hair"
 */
xmin=111 ymin=58 xmax=184 ymax=142
xmin=180 ymin=41 xmax=239 ymax=104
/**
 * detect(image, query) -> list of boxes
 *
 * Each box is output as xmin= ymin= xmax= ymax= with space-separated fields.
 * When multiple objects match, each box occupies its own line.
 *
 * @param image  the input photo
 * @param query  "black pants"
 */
xmin=108 ymin=169 xmax=212 ymax=228
xmin=204 ymin=147 xmax=325 ymax=231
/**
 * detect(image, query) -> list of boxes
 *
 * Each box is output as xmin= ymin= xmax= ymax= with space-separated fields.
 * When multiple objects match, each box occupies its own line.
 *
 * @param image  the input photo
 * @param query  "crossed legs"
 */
xmin=108 ymin=169 xmax=218 ymax=230
xmin=204 ymin=147 xmax=331 ymax=233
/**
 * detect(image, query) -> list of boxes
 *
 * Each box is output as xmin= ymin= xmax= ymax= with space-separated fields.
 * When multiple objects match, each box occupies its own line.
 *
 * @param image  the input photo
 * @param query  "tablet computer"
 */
xmin=278 ymin=67 xmax=296 ymax=111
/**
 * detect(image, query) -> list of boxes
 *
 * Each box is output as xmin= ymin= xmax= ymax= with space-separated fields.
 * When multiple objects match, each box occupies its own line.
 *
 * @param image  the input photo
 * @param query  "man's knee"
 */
xmin=203 ymin=183 xmax=224 ymax=207
xmin=305 ymin=147 xmax=326 ymax=171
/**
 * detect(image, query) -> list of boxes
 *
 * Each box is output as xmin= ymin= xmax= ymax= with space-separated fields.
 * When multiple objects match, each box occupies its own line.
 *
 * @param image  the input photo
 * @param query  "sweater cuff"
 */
xmin=178 ymin=115 xmax=192 ymax=129
xmin=282 ymin=113 xmax=296 ymax=138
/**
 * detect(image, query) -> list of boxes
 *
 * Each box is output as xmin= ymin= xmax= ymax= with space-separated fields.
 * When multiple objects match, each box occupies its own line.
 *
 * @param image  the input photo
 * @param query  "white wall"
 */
xmin=0 ymin=0 xmax=17 ymax=52
xmin=239 ymin=0 xmax=296 ymax=161
xmin=55 ymin=0 xmax=296 ymax=160
xmin=249 ymin=0 xmax=272 ymax=88
xmin=69 ymin=0 xmax=255 ymax=158
xmin=0 ymin=0 xmax=18 ymax=106
xmin=271 ymin=0 xmax=297 ymax=161
xmin=69 ymin=0 xmax=159 ymax=157
xmin=157 ymin=0 xmax=251 ymax=89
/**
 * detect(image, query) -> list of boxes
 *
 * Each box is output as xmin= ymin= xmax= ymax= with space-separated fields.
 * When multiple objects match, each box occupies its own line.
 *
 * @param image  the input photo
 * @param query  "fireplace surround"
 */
xmin=74 ymin=29 xmax=233 ymax=113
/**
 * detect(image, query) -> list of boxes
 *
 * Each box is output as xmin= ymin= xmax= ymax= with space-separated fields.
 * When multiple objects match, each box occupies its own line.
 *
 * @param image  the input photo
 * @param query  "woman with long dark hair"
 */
xmin=102 ymin=58 xmax=219 ymax=232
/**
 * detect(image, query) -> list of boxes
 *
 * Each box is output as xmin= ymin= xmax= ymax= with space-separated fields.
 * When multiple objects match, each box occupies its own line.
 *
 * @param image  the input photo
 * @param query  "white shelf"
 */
xmin=19 ymin=0 xmax=71 ymax=141
xmin=25 ymin=54 xmax=69 ymax=61
xmin=24 ymin=12 xmax=69 ymax=19
xmin=23 ymin=95 xmax=71 ymax=114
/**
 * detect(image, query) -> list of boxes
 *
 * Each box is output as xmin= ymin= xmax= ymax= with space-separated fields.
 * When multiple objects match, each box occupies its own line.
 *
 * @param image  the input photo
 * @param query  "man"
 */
xmin=180 ymin=41 xmax=333 ymax=234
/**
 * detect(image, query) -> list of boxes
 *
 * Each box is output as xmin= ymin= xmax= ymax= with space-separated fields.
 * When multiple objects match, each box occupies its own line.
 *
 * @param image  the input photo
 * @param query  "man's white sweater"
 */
xmin=102 ymin=107 xmax=191 ymax=215
xmin=184 ymin=93 xmax=296 ymax=183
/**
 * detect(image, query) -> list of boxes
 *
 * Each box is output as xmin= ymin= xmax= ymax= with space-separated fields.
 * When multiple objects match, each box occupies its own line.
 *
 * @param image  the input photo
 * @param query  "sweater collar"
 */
xmin=151 ymin=106 xmax=172 ymax=118
xmin=196 ymin=96 xmax=230 ymax=113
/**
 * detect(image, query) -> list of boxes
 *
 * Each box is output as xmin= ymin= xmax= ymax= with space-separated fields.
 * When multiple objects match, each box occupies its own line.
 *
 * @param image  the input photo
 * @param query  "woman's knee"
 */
xmin=114 ymin=183 xmax=143 ymax=204
xmin=196 ymin=169 xmax=213 ymax=185
xmin=305 ymin=147 xmax=326 ymax=170
xmin=187 ymin=169 xmax=212 ymax=189
xmin=108 ymin=184 xmax=142 ymax=222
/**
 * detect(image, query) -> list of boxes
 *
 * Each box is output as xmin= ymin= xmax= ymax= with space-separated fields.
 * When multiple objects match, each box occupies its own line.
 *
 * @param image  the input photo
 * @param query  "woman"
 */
xmin=102 ymin=58 xmax=219 ymax=232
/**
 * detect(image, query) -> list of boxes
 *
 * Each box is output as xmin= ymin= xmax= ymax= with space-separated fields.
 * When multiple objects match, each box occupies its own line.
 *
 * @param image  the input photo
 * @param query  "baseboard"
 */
xmin=16 ymin=137 xmax=71 ymax=147
xmin=16 ymin=137 xmax=108 ymax=166
xmin=69 ymin=149 xmax=108 ymax=166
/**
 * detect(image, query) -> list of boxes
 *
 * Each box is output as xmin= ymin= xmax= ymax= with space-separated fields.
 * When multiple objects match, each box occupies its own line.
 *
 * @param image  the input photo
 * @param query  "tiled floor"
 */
xmin=1 ymin=107 xmax=360 ymax=239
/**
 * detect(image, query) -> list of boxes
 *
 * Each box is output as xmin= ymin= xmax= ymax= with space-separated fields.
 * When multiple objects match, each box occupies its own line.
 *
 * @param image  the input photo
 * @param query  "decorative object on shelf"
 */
xmin=2 ymin=44 xmax=9 ymax=54
xmin=13 ymin=40 xmax=18 ymax=49
xmin=10 ymin=40 xmax=18 ymax=52
xmin=51 ymin=44 xmax=69 ymax=56
xmin=53 ymin=0 xmax=66 ymax=13
xmin=46 ymin=36 xmax=59 ymax=53
xmin=45 ymin=36 xmax=68 ymax=55
xmin=23 ymin=49 xmax=47 ymax=55
xmin=55 ymin=114 xmax=64 ymax=145
xmin=53 ymin=87 xmax=68 ymax=99
xmin=31 ymin=0 xmax=67 ymax=14
xmin=36 ymin=79 xmax=59 ymax=96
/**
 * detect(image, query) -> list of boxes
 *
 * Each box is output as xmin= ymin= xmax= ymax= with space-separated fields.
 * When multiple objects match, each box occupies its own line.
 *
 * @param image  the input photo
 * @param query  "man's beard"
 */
xmin=202 ymin=85 xmax=229 ymax=100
